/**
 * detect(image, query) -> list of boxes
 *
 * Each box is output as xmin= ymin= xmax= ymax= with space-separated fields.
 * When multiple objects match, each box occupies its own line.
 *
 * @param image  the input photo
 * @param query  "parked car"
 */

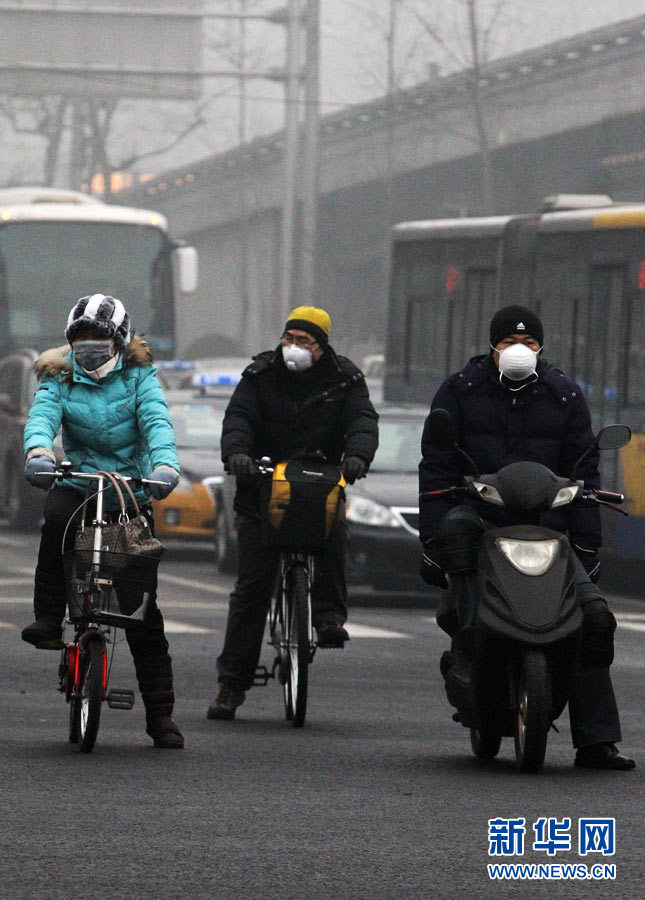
xmin=0 ymin=348 xmax=47 ymax=528
xmin=345 ymin=404 xmax=426 ymax=591
xmin=362 ymin=353 xmax=384 ymax=404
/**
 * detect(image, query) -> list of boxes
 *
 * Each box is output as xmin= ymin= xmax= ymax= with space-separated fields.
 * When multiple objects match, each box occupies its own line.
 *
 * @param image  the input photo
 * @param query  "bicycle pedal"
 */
xmin=253 ymin=665 xmax=274 ymax=686
xmin=106 ymin=688 xmax=135 ymax=710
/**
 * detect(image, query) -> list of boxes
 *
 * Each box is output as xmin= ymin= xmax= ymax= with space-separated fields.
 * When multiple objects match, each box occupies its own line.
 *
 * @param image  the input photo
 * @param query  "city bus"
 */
xmin=0 ymin=187 xmax=197 ymax=358
xmin=384 ymin=195 xmax=645 ymax=563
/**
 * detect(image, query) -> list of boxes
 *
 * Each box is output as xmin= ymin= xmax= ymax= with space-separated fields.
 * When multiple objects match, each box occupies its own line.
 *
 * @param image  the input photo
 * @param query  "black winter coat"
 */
xmin=221 ymin=345 xmax=379 ymax=514
xmin=419 ymin=354 xmax=601 ymax=549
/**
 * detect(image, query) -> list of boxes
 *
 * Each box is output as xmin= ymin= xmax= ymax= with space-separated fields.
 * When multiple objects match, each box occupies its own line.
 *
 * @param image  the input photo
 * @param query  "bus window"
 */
xmin=460 ymin=268 xmax=497 ymax=359
xmin=584 ymin=265 xmax=626 ymax=425
xmin=405 ymin=260 xmax=447 ymax=381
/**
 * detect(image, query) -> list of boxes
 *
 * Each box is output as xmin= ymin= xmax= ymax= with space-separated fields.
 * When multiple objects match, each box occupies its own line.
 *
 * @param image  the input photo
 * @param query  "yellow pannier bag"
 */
xmin=260 ymin=457 xmax=346 ymax=551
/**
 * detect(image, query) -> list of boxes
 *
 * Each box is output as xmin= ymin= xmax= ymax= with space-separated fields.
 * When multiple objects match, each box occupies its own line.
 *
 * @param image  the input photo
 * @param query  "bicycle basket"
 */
xmin=63 ymin=550 xmax=160 ymax=628
xmin=259 ymin=458 xmax=345 ymax=551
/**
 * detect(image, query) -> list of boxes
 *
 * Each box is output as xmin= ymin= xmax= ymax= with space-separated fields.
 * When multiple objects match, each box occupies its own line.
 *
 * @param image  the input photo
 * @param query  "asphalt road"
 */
xmin=0 ymin=531 xmax=642 ymax=900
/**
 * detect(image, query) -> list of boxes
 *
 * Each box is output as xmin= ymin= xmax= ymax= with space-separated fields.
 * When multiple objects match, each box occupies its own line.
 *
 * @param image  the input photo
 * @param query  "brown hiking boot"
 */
xmin=207 ymin=680 xmax=246 ymax=720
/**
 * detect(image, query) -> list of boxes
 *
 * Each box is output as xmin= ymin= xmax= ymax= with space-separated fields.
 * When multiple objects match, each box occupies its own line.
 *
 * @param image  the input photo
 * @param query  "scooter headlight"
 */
xmin=496 ymin=538 xmax=560 ymax=576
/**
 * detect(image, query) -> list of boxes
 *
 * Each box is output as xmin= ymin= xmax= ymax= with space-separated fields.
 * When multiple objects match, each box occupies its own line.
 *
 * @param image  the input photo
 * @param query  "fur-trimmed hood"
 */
xmin=34 ymin=334 xmax=153 ymax=382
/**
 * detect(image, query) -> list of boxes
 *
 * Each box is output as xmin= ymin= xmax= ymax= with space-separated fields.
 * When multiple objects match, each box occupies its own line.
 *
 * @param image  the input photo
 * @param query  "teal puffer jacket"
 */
xmin=24 ymin=336 xmax=180 ymax=509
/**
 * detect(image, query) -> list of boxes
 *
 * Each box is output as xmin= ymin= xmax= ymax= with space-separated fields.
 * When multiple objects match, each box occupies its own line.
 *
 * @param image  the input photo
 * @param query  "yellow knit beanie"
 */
xmin=284 ymin=306 xmax=331 ymax=346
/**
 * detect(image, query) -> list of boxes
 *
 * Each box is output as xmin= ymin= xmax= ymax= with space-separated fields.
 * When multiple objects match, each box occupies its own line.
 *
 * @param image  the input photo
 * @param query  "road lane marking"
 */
xmin=158 ymin=573 xmax=229 ymax=595
xmin=0 ymin=535 xmax=38 ymax=549
xmin=346 ymin=623 xmax=408 ymax=639
xmin=0 ymin=620 xmax=13 ymax=629
xmin=0 ymin=597 xmax=32 ymax=605
xmin=618 ymin=622 xmax=645 ymax=633
xmin=162 ymin=619 xmax=214 ymax=634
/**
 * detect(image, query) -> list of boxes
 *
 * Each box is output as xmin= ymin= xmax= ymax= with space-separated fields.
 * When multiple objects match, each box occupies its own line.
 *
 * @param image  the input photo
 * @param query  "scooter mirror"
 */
xmin=428 ymin=408 xmax=457 ymax=450
xmin=596 ymin=424 xmax=631 ymax=451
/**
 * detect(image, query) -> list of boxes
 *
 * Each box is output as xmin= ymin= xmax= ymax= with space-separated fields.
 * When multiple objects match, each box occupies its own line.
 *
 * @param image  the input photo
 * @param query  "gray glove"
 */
xmin=24 ymin=456 xmax=56 ymax=489
xmin=226 ymin=453 xmax=257 ymax=479
xmin=147 ymin=467 xmax=179 ymax=500
xmin=342 ymin=456 xmax=367 ymax=485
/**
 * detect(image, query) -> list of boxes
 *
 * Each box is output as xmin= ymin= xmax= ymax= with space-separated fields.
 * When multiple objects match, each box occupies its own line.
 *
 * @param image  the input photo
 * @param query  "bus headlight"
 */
xmin=346 ymin=496 xmax=401 ymax=528
xmin=496 ymin=538 xmax=559 ymax=576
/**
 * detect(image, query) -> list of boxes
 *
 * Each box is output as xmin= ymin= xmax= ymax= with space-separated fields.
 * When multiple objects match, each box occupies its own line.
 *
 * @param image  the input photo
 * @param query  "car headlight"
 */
xmin=346 ymin=495 xmax=401 ymax=528
xmin=496 ymin=538 xmax=560 ymax=576
xmin=550 ymin=484 xmax=580 ymax=508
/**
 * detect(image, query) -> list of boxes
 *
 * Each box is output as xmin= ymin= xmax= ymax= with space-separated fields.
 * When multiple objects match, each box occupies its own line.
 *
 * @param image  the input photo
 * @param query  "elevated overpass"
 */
xmin=121 ymin=15 xmax=645 ymax=359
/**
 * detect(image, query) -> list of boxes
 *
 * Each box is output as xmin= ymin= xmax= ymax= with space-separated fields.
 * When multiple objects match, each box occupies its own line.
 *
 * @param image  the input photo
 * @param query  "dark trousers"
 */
xmin=217 ymin=507 xmax=349 ymax=689
xmin=436 ymin=505 xmax=621 ymax=749
xmin=34 ymin=486 xmax=169 ymax=661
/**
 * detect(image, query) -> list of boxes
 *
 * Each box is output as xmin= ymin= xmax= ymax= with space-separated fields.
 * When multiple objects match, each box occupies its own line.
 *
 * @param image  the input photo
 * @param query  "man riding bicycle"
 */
xmin=208 ymin=306 xmax=379 ymax=720
xmin=22 ymin=294 xmax=184 ymax=749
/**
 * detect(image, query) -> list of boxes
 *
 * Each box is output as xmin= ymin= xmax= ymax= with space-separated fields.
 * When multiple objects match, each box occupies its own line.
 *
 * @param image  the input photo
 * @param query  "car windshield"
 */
xmin=370 ymin=417 xmax=423 ymax=473
xmin=168 ymin=401 xmax=224 ymax=449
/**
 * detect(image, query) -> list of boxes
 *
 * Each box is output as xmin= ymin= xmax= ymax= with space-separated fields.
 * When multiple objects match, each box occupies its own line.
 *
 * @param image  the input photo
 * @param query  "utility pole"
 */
xmin=280 ymin=0 xmax=303 ymax=324
xmin=300 ymin=0 xmax=320 ymax=308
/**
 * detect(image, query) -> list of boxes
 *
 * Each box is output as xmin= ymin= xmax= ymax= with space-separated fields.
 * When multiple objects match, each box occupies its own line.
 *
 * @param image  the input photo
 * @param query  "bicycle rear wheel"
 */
xmin=282 ymin=563 xmax=310 ymax=728
xmin=78 ymin=641 xmax=104 ymax=753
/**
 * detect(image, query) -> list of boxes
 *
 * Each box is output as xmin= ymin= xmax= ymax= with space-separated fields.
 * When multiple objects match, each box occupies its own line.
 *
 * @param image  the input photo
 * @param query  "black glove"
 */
xmin=24 ymin=455 xmax=56 ymax=489
xmin=420 ymin=543 xmax=449 ymax=589
xmin=225 ymin=453 xmax=257 ymax=479
xmin=574 ymin=544 xmax=600 ymax=583
xmin=342 ymin=456 xmax=366 ymax=484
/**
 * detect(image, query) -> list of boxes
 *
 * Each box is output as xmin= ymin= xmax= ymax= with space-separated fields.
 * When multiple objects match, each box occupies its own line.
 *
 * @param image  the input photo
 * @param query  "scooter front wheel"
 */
xmin=470 ymin=728 xmax=502 ymax=759
xmin=514 ymin=649 xmax=550 ymax=773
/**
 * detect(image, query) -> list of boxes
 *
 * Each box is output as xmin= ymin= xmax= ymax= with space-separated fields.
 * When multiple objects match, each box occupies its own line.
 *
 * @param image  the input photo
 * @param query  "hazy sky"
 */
xmin=1 ymin=0 xmax=644 ymax=185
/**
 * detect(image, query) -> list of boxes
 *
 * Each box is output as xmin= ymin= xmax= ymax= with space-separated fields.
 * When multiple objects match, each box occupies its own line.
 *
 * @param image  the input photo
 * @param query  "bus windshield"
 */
xmin=0 ymin=221 xmax=174 ymax=355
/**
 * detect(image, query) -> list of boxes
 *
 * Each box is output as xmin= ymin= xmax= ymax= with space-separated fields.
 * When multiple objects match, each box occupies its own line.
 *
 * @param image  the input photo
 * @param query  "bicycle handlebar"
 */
xmin=35 ymin=467 xmax=167 ymax=487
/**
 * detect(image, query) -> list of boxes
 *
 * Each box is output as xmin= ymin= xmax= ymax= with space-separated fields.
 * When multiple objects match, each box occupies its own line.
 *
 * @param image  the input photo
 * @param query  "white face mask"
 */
xmin=282 ymin=344 xmax=313 ymax=372
xmin=497 ymin=343 xmax=538 ymax=388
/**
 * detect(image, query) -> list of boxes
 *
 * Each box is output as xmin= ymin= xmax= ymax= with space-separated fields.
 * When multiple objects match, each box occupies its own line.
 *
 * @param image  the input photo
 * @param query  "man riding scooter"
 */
xmin=419 ymin=305 xmax=634 ymax=770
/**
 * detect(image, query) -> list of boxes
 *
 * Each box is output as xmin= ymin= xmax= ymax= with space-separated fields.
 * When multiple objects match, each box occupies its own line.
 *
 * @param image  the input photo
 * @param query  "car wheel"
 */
xmin=215 ymin=504 xmax=237 ymax=573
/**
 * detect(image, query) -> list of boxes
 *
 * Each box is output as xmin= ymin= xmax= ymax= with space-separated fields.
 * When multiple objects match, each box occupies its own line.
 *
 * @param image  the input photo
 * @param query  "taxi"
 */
xmin=152 ymin=386 xmax=230 ymax=541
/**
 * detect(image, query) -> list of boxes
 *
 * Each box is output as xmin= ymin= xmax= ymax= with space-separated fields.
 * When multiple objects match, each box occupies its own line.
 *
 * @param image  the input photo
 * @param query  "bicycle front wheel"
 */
xmin=78 ymin=641 xmax=105 ymax=753
xmin=283 ymin=563 xmax=310 ymax=728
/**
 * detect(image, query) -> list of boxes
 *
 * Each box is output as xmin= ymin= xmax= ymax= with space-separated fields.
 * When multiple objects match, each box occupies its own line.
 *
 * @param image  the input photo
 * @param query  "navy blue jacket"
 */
xmin=419 ymin=354 xmax=601 ymax=549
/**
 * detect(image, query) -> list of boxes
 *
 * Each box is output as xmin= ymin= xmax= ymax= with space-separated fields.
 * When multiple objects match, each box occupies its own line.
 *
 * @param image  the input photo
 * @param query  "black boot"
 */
xmin=21 ymin=566 xmax=67 ymax=649
xmin=134 ymin=653 xmax=184 ymax=749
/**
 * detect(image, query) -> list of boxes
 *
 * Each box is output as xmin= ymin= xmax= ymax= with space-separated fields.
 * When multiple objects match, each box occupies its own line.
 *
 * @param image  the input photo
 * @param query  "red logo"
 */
xmin=445 ymin=266 xmax=459 ymax=293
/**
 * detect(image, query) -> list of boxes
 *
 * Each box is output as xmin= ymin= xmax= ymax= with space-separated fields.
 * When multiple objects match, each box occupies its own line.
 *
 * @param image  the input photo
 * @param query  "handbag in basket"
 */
xmin=74 ymin=471 xmax=165 ymax=565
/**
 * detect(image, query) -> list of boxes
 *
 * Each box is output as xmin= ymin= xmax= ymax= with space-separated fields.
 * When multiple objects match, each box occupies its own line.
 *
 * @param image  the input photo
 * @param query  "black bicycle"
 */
xmin=253 ymin=456 xmax=345 ymax=727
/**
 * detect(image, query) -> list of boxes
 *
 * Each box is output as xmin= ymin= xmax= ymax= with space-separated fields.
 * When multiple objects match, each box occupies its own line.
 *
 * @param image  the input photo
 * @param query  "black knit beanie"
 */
xmin=489 ymin=305 xmax=544 ymax=348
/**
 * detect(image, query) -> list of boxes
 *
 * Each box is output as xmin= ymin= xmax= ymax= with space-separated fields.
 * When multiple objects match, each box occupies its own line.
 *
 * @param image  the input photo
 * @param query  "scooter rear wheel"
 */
xmin=514 ymin=649 xmax=550 ymax=773
xmin=470 ymin=728 xmax=502 ymax=759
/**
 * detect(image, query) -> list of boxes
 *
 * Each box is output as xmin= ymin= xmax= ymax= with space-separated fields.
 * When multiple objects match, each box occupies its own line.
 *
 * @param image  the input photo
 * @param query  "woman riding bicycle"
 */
xmin=21 ymin=293 xmax=184 ymax=749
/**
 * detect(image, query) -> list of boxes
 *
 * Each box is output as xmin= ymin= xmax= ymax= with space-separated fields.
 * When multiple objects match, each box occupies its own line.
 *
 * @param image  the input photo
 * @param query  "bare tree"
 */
xmin=404 ymin=0 xmax=536 ymax=214
xmin=0 ymin=96 xmax=68 ymax=186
